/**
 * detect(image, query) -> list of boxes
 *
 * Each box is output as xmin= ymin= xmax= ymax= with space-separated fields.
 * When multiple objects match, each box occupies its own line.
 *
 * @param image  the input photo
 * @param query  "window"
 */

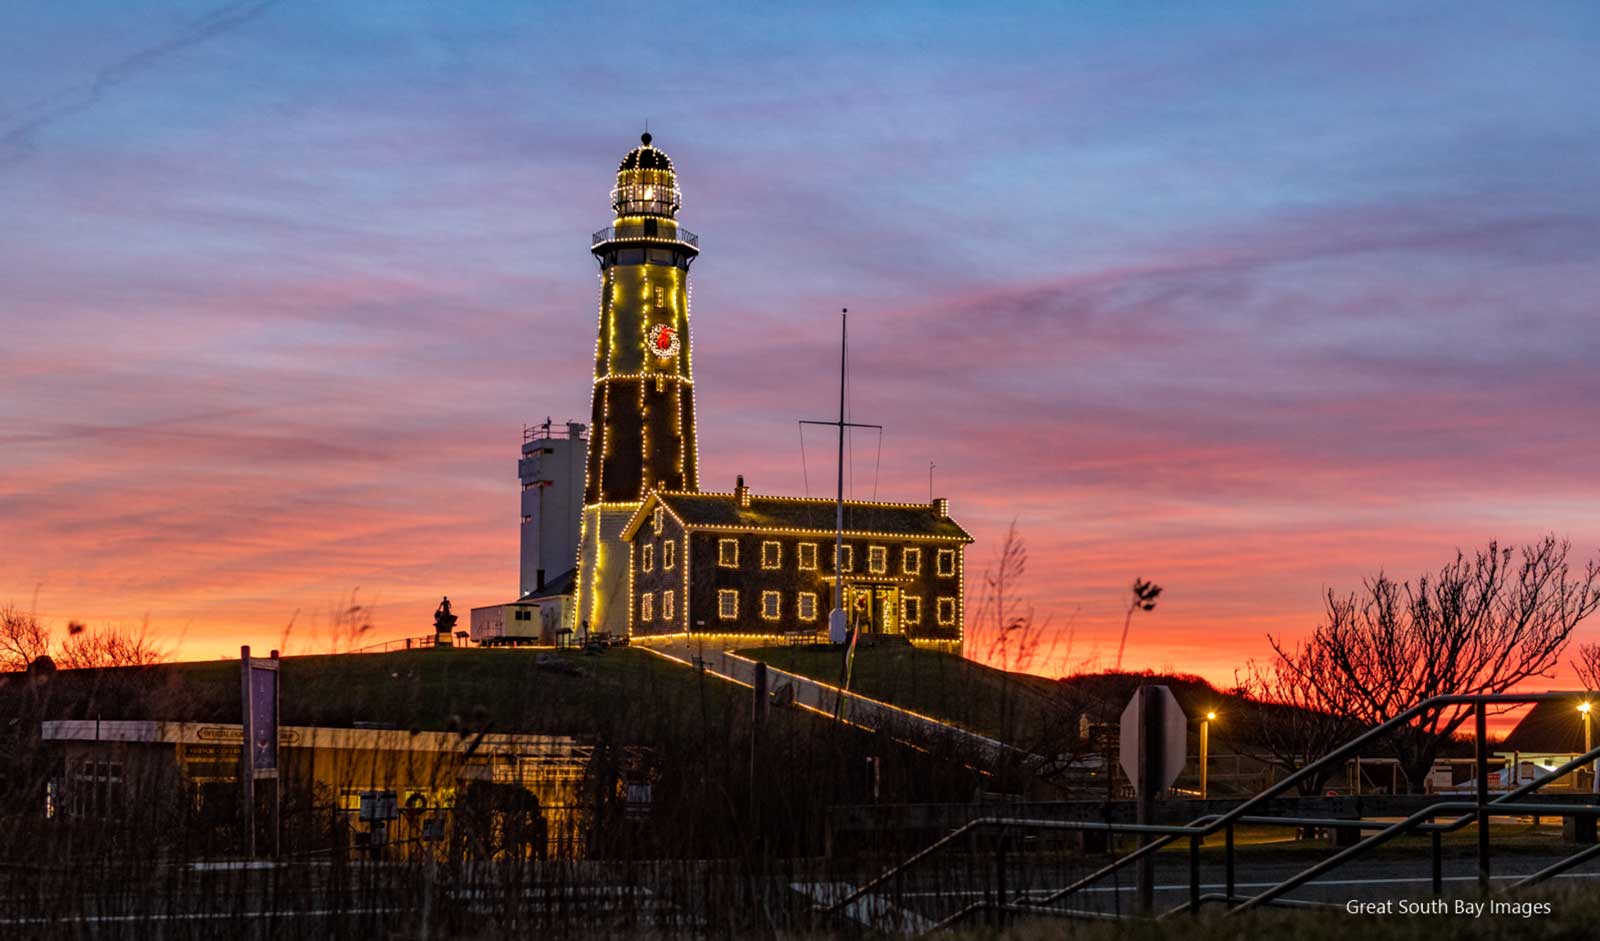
xmin=718 ymin=538 xmax=739 ymax=567
xmin=642 ymin=544 xmax=654 ymax=572
xmin=902 ymin=596 xmax=922 ymax=625
xmin=761 ymin=590 xmax=781 ymax=621
xmin=797 ymin=542 xmax=818 ymax=571
xmin=514 ymin=608 xmax=532 ymax=621
xmin=69 ymin=760 xmax=124 ymax=819
xmin=797 ymin=592 xmax=817 ymax=621
xmin=652 ymin=506 xmax=664 ymax=534
xmin=640 ymin=593 xmax=654 ymax=622
xmin=937 ymin=597 xmax=957 ymax=626
xmin=718 ymin=589 xmax=738 ymax=620
xmin=867 ymin=545 xmax=888 ymax=575
xmin=903 ymin=547 xmax=922 ymax=575
xmin=834 ymin=544 xmax=853 ymax=573
xmin=662 ymin=589 xmax=675 ymax=622
xmin=761 ymin=541 xmax=781 ymax=570
xmin=654 ymin=286 xmax=666 ymax=307
xmin=663 ymin=539 xmax=675 ymax=570
xmin=937 ymin=548 xmax=956 ymax=577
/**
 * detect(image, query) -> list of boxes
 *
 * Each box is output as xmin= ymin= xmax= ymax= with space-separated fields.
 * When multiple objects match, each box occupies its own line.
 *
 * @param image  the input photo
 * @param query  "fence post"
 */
xmin=1475 ymin=700 xmax=1490 ymax=891
xmin=1440 ymin=832 xmax=1452 ymax=896
xmin=996 ymin=825 xmax=1008 ymax=925
xmin=1189 ymin=833 xmax=1201 ymax=912
xmin=751 ymin=661 xmax=768 ymax=841
xmin=1224 ymin=823 xmax=1235 ymax=903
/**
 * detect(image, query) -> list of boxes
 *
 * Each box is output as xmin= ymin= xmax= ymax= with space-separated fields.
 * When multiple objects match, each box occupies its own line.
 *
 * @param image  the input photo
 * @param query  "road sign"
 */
xmin=1119 ymin=685 xmax=1187 ymax=794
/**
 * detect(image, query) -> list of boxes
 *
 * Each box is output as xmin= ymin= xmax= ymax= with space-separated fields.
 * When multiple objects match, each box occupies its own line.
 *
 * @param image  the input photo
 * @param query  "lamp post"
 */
xmin=1200 ymin=711 xmax=1216 ymax=800
xmin=1581 ymin=702 xmax=1594 ymax=793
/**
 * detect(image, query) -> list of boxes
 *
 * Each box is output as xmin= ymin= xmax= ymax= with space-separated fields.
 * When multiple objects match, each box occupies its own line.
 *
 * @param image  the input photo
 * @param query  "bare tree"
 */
xmin=1236 ymin=645 xmax=1364 ymax=795
xmin=1113 ymin=577 xmax=1162 ymax=671
xmin=0 ymin=604 xmax=51 ymax=672
xmin=1573 ymin=643 xmax=1600 ymax=691
xmin=55 ymin=620 xmax=164 ymax=670
xmin=1270 ymin=536 xmax=1600 ymax=793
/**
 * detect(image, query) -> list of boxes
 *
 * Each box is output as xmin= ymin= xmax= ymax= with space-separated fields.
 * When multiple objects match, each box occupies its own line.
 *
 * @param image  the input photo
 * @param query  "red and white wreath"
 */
xmin=648 ymin=323 xmax=680 ymax=359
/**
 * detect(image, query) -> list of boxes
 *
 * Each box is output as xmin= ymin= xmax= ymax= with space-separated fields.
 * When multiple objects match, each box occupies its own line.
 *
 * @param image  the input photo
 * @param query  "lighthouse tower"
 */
xmin=574 ymin=133 xmax=701 ymax=637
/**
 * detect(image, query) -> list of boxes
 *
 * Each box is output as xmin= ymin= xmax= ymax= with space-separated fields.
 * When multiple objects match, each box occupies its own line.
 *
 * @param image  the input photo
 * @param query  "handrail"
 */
xmin=826 ymin=690 xmax=1598 ymax=928
xmin=1234 ymin=744 xmax=1600 ymax=912
xmin=1026 ymin=692 xmax=1581 ymax=909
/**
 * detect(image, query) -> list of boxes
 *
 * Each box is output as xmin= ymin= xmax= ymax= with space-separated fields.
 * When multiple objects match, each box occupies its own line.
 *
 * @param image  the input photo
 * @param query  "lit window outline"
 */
xmin=718 ymin=589 xmax=738 ymax=620
xmin=662 ymin=589 xmax=675 ymax=622
xmin=663 ymin=539 xmax=676 ymax=570
xmin=641 ymin=544 xmax=654 ymax=572
xmin=937 ymin=548 xmax=956 ymax=577
xmin=937 ymin=597 xmax=956 ymax=626
xmin=652 ymin=506 xmax=664 ymax=534
xmin=718 ymin=538 xmax=739 ymax=567
xmin=761 ymin=541 xmax=782 ymax=570
xmin=797 ymin=592 xmax=817 ymax=621
xmin=761 ymin=590 xmax=781 ymax=621
xmin=903 ymin=547 xmax=922 ymax=575
xmin=835 ymin=544 xmax=853 ymax=573
xmin=640 ymin=593 xmax=653 ymax=622
xmin=903 ymin=595 xmax=922 ymax=625
xmin=868 ymin=545 xmax=888 ymax=575
xmin=797 ymin=542 xmax=818 ymax=571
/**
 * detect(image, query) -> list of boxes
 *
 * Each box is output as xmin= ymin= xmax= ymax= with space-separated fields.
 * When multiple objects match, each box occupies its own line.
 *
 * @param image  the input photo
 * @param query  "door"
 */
xmin=845 ymin=585 xmax=901 ymax=634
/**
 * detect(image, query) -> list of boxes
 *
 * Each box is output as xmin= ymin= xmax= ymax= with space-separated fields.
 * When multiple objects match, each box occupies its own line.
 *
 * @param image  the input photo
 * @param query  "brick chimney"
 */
xmin=736 ymin=475 xmax=751 ymax=508
xmin=931 ymin=497 xmax=949 ymax=519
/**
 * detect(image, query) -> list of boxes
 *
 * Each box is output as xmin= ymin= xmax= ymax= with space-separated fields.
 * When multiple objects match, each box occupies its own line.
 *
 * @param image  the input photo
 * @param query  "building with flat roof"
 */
xmin=41 ymin=719 xmax=593 ymax=860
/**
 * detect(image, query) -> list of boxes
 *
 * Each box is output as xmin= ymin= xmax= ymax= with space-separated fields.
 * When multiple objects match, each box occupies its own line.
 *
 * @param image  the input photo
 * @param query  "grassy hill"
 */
xmin=2 ymin=647 xmax=739 ymax=741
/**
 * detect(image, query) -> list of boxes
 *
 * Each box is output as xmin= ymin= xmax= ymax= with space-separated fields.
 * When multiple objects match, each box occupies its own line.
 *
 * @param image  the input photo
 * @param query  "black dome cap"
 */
xmin=619 ymin=132 xmax=674 ymax=172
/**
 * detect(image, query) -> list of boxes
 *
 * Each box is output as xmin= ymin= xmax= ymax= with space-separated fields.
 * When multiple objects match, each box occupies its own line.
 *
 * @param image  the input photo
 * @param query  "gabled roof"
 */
xmin=621 ymin=490 xmax=972 ymax=543
xmin=1501 ymin=694 xmax=1594 ymax=753
xmin=518 ymin=567 xmax=576 ymax=602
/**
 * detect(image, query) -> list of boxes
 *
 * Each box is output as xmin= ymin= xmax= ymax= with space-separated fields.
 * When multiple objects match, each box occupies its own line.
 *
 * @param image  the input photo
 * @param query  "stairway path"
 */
xmin=633 ymin=638 xmax=1014 ymax=761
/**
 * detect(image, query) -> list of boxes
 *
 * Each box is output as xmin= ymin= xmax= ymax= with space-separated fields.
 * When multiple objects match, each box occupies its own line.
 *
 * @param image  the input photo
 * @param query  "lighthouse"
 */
xmin=574 ymin=134 xmax=702 ymax=637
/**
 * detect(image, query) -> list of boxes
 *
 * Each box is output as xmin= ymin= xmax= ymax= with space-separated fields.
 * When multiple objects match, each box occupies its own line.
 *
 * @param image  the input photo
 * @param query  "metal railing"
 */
xmin=346 ymin=635 xmax=445 ymax=654
xmin=591 ymin=223 xmax=699 ymax=249
xmin=823 ymin=691 xmax=1600 ymax=932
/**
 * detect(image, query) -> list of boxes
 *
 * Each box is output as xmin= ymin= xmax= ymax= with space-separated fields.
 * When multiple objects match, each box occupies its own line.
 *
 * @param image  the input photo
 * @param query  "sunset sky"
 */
xmin=3 ymin=2 xmax=1598 ymax=689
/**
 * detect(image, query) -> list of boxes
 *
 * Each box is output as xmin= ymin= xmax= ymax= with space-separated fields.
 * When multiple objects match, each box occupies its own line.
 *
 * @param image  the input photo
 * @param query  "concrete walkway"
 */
xmin=633 ymin=637 xmax=1014 ymax=762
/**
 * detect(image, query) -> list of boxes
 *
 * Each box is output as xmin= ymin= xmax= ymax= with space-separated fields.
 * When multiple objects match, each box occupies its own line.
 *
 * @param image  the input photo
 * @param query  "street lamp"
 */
xmin=1201 ymin=711 xmax=1217 ymax=799
xmin=1581 ymin=702 xmax=1594 ymax=793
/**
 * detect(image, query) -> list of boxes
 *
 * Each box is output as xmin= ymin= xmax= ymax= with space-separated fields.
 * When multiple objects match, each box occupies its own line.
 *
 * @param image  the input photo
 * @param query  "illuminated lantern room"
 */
xmin=611 ymin=132 xmax=681 ymax=218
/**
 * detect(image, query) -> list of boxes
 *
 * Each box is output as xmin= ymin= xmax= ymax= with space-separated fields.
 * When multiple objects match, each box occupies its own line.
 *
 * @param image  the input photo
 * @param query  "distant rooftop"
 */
xmin=524 ymin=420 xmax=587 ymax=442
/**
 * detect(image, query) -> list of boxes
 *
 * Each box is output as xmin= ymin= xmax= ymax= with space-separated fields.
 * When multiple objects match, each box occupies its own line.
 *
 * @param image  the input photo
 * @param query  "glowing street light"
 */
xmin=1581 ymin=702 xmax=1594 ymax=793
xmin=1201 ymin=711 xmax=1217 ymax=799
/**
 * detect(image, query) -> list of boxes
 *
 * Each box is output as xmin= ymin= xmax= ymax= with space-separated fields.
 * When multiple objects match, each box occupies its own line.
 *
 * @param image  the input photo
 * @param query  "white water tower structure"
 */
xmin=519 ymin=420 xmax=586 ymax=595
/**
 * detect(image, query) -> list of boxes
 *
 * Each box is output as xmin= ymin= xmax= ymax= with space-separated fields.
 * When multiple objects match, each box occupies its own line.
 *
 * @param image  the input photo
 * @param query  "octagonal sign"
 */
xmin=1119 ymin=685 xmax=1187 ymax=795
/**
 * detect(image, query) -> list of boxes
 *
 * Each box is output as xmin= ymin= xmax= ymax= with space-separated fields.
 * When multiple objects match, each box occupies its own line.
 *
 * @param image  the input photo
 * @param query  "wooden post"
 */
xmin=240 ymin=645 xmax=255 ymax=859
xmin=751 ymin=661 xmax=768 ymax=838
